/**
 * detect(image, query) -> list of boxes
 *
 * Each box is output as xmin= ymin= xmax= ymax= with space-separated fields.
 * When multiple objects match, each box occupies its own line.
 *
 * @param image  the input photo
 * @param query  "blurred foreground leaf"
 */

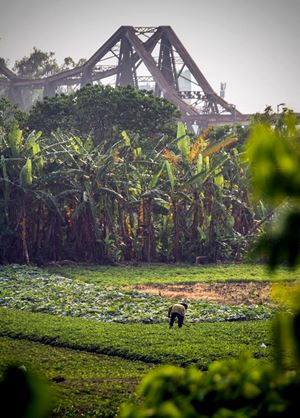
xmin=0 ymin=365 xmax=51 ymax=418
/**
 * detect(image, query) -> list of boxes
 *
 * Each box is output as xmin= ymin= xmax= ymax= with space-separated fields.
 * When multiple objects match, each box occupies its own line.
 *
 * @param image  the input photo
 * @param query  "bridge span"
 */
xmin=0 ymin=26 xmax=293 ymax=129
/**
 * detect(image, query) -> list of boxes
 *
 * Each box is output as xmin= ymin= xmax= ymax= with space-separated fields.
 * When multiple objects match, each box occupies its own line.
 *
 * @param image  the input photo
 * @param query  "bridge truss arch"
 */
xmin=0 ymin=26 xmax=249 ymax=129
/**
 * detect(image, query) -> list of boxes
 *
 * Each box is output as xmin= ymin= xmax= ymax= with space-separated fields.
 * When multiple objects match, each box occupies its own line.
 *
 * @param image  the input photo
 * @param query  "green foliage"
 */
xmin=1 ymin=98 xmax=275 ymax=264
xmin=0 ymin=264 xmax=277 ymax=416
xmin=13 ymin=48 xmax=60 ymax=79
xmin=164 ymin=160 xmax=175 ymax=191
xmin=27 ymin=93 xmax=74 ymax=134
xmin=120 ymin=354 xmax=300 ymax=418
xmin=0 ymin=363 xmax=51 ymax=418
xmin=28 ymin=84 xmax=179 ymax=144
xmin=176 ymin=122 xmax=190 ymax=161
xmin=12 ymin=47 xmax=85 ymax=80
xmin=116 ymin=109 xmax=300 ymax=418
xmin=7 ymin=120 xmax=23 ymax=157
xmin=0 ymin=307 xmax=273 ymax=368
xmin=19 ymin=158 xmax=33 ymax=187
xmin=156 ymin=124 xmax=254 ymax=262
xmin=0 ymin=121 xmax=107 ymax=264
xmin=47 ymin=263 xmax=300 ymax=286
xmin=0 ymin=265 xmax=277 ymax=324
xmin=119 ymin=111 xmax=300 ymax=418
xmin=246 ymin=113 xmax=300 ymax=204
xmin=246 ymin=113 xmax=300 ymax=270
xmin=255 ymin=209 xmax=300 ymax=270
xmin=0 ymin=97 xmax=27 ymax=129
xmin=0 ymin=337 xmax=152 ymax=418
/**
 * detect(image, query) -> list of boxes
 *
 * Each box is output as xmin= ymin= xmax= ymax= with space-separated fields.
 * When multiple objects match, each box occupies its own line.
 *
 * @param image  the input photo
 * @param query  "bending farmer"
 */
xmin=168 ymin=302 xmax=188 ymax=328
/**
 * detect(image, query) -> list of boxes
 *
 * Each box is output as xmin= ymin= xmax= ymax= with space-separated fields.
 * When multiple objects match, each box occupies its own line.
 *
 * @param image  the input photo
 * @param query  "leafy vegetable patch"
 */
xmin=0 ymin=265 xmax=277 ymax=323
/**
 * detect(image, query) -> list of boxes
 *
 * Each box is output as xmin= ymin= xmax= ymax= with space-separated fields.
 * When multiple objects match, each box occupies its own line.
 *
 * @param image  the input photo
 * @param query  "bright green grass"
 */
xmin=0 ymin=336 xmax=153 ymax=418
xmin=0 ymin=308 xmax=273 ymax=368
xmin=46 ymin=263 xmax=300 ymax=286
xmin=0 ymin=263 xmax=284 ymax=417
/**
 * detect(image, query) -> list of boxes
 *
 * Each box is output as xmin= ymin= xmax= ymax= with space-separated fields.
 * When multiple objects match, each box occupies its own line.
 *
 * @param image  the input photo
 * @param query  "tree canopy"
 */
xmin=27 ymin=84 xmax=180 ymax=145
xmin=12 ymin=47 xmax=85 ymax=79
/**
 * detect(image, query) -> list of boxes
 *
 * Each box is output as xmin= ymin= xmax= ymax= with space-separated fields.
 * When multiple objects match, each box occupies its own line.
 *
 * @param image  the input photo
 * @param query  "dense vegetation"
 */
xmin=0 ymin=336 xmax=153 ymax=418
xmin=0 ymin=261 xmax=297 ymax=417
xmin=1 ymin=48 xmax=86 ymax=110
xmin=120 ymin=353 xmax=300 ymax=418
xmin=0 ymin=90 xmax=277 ymax=265
xmin=0 ymin=262 xmax=278 ymax=417
xmin=27 ymin=84 xmax=179 ymax=143
xmin=0 ymin=306 xmax=273 ymax=368
xmin=118 ymin=113 xmax=300 ymax=418
xmin=0 ymin=264 xmax=279 ymax=324
xmin=1 ymin=77 xmax=300 ymax=417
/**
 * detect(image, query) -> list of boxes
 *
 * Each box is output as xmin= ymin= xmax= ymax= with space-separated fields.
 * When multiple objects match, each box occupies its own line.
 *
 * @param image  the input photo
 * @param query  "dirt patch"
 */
xmin=58 ymin=377 xmax=140 ymax=385
xmin=132 ymin=282 xmax=272 ymax=305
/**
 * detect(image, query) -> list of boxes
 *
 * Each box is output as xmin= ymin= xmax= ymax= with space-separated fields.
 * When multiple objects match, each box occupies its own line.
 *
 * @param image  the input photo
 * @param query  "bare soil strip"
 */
xmin=132 ymin=282 xmax=272 ymax=305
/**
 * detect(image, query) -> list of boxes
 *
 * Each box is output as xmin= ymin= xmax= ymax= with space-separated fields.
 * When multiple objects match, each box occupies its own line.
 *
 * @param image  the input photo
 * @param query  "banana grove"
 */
xmin=0 ymin=119 xmax=270 ymax=264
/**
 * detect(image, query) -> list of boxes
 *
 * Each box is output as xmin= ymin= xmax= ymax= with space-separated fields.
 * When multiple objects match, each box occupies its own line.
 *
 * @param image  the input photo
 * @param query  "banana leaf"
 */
xmin=164 ymin=160 xmax=175 ymax=191
xmin=8 ymin=121 xmax=23 ymax=157
xmin=185 ymin=155 xmax=229 ymax=187
xmin=176 ymin=121 xmax=186 ymax=139
xmin=121 ymin=131 xmax=131 ymax=147
xmin=19 ymin=159 xmax=32 ymax=187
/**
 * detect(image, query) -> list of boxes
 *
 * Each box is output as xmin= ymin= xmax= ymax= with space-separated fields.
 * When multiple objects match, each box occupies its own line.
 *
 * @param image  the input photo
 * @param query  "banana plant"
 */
xmin=154 ymin=122 xmax=239 ymax=261
xmin=0 ymin=122 xmax=63 ymax=263
xmin=0 ymin=112 xmax=273 ymax=265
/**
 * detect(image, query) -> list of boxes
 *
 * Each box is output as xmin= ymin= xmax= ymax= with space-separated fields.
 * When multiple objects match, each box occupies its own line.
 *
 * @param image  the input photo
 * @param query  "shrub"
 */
xmin=120 ymin=354 xmax=300 ymax=418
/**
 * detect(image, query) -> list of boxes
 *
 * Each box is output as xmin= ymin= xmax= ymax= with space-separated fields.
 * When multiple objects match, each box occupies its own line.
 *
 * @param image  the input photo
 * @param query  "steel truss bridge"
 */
xmin=0 ymin=26 xmax=251 ymax=129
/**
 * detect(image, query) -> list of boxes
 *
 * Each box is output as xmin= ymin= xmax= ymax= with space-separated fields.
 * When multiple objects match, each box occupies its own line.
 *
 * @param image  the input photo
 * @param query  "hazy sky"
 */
xmin=0 ymin=0 xmax=299 ymax=114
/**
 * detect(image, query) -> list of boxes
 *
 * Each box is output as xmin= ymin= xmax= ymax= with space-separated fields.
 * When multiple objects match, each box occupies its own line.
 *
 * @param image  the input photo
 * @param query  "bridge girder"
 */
xmin=0 ymin=26 xmax=247 ymax=128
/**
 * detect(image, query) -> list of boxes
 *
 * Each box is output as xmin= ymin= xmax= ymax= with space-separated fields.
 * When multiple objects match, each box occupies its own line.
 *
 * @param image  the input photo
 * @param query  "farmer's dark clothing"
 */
xmin=168 ymin=303 xmax=186 ymax=328
xmin=169 ymin=312 xmax=184 ymax=328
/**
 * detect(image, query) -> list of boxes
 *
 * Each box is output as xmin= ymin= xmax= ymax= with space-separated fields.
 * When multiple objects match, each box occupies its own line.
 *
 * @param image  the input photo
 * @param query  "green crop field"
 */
xmin=46 ymin=263 xmax=300 ymax=286
xmin=0 ymin=336 xmax=153 ymax=418
xmin=0 ymin=264 xmax=295 ymax=417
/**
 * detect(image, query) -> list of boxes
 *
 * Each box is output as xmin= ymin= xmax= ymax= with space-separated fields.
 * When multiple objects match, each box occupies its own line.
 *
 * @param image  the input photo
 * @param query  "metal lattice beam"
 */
xmin=0 ymin=26 xmax=249 ymax=127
